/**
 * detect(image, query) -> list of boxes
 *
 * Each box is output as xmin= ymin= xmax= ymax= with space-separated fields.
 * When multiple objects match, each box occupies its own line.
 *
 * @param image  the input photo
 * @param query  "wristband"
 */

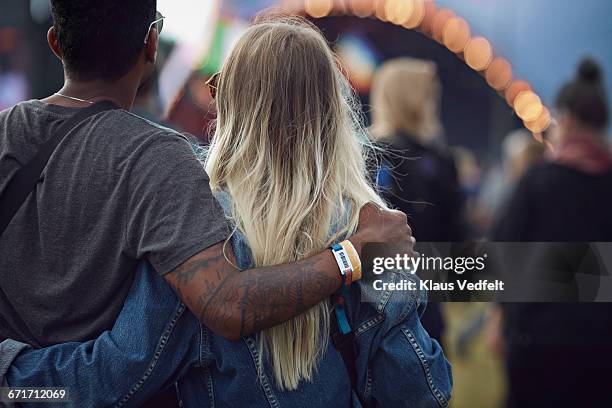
xmin=331 ymin=243 xmax=354 ymax=283
xmin=331 ymin=243 xmax=355 ymax=334
xmin=339 ymin=240 xmax=361 ymax=281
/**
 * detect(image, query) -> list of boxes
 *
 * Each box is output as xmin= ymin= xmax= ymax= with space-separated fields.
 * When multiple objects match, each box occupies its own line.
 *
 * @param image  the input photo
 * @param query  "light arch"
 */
xmin=275 ymin=0 xmax=551 ymax=136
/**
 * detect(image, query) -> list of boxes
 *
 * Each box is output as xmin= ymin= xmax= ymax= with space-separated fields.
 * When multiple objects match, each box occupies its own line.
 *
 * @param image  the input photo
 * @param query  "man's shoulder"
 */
xmin=0 ymin=100 xmax=41 ymax=121
xmin=99 ymin=110 xmax=200 ymax=161
xmin=106 ymin=110 xmax=187 ymax=141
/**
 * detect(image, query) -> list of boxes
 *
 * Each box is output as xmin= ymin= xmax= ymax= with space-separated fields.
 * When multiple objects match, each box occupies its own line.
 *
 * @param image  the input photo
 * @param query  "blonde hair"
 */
xmin=370 ymin=58 xmax=442 ymax=144
xmin=205 ymin=17 xmax=385 ymax=390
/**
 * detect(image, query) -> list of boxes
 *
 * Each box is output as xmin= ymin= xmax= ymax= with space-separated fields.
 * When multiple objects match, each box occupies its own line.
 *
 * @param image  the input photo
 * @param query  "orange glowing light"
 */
xmin=305 ymin=0 xmax=333 ymax=18
xmin=505 ymin=80 xmax=531 ymax=107
xmin=442 ymin=17 xmax=470 ymax=53
xmin=386 ymin=0 xmax=416 ymax=25
xmin=524 ymin=107 xmax=552 ymax=134
xmin=418 ymin=1 xmax=437 ymax=34
xmin=464 ymin=37 xmax=493 ymax=71
xmin=514 ymin=90 xmax=543 ymax=122
xmin=350 ymin=0 xmax=375 ymax=17
xmin=432 ymin=9 xmax=455 ymax=42
xmin=485 ymin=58 xmax=513 ymax=91
xmin=403 ymin=0 xmax=426 ymax=29
xmin=375 ymin=0 xmax=388 ymax=21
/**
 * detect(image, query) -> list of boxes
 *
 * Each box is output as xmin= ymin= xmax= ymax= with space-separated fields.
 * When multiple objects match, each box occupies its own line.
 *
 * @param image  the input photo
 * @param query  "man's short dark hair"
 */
xmin=51 ymin=0 xmax=157 ymax=82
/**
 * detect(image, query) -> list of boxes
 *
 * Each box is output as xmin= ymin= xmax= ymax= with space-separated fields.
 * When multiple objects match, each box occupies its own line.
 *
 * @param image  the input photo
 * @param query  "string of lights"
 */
xmin=279 ymin=0 xmax=552 ymax=137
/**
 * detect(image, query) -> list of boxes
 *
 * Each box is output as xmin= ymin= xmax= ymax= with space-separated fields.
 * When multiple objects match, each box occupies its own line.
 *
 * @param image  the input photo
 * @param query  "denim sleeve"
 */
xmin=5 ymin=262 xmax=201 ymax=408
xmin=351 ymin=270 xmax=453 ymax=407
xmin=0 ymin=339 xmax=30 ymax=391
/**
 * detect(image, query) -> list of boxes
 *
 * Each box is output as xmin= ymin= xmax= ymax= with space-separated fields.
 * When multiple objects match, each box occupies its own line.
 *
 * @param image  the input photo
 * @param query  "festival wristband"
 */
xmin=331 ymin=243 xmax=355 ymax=284
xmin=339 ymin=240 xmax=361 ymax=281
xmin=331 ymin=243 xmax=354 ymax=334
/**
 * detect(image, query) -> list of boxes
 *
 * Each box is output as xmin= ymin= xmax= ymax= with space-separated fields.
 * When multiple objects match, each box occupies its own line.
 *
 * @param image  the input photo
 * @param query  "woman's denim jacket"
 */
xmin=1 ymin=194 xmax=452 ymax=407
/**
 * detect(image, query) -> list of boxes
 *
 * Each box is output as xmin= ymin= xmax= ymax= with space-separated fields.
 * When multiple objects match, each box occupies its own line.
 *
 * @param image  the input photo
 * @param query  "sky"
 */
xmin=437 ymin=0 xmax=612 ymax=109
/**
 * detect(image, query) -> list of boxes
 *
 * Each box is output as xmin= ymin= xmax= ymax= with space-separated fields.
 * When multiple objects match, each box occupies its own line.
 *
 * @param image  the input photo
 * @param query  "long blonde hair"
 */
xmin=206 ymin=17 xmax=386 ymax=390
xmin=370 ymin=58 xmax=442 ymax=144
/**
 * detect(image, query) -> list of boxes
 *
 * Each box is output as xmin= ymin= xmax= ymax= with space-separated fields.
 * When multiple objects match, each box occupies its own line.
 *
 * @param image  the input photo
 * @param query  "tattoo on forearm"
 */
xmin=167 ymin=246 xmax=339 ymax=337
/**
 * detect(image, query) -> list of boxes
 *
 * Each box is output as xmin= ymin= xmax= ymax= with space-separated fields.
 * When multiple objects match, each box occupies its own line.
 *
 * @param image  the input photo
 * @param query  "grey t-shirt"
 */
xmin=0 ymin=101 xmax=229 ymax=347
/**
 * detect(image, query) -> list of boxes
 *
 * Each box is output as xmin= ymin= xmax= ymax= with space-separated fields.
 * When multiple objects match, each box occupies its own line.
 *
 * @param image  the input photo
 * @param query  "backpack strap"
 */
xmin=0 ymin=101 xmax=118 ymax=238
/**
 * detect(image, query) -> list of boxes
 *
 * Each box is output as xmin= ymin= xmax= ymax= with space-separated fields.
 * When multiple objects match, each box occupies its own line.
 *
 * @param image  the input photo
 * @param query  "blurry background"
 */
xmin=2 ymin=1 xmax=611 ymax=407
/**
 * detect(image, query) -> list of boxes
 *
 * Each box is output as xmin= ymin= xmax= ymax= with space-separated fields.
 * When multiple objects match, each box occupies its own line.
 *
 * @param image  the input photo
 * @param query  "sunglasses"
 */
xmin=206 ymin=72 xmax=221 ymax=100
xmin=144 ymin=11 xmax=165 ymax=44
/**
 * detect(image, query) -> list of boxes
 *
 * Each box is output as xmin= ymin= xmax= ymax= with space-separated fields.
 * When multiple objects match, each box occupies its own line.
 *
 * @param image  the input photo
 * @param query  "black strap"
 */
xmin=0 ymin=101 xmax=118 ymax=238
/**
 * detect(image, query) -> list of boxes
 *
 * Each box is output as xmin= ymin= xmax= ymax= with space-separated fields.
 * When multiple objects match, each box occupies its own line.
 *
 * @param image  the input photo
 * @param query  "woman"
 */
xmin=370 ymin=58 xmax=464 ymax=244
xmin=493 ymin=58 xmax=612 ymax=408
xmin=370 ymin=58 xmax=464 ymax=341
xmin=2 ymin=18 xmax=452 ymax=407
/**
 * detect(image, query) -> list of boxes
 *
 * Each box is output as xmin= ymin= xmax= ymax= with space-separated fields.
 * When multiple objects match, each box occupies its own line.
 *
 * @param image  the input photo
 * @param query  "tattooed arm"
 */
xmin=165 ymin=203 xmax=413 ymax=340
xmin=165 ymin=242 xmax=340 ymax=340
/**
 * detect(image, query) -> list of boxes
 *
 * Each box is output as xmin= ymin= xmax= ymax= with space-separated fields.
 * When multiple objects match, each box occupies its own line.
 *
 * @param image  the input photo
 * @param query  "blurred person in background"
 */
xmin=453 ymin=146 xmax=483 ymax=239
xmin=3 ymin=18 xmax=450 ymax=407
xmin=166 ymin=72 xmax=218 ymax=141
xmin=477 ymin=129 xmax=545 ymax=235
xmin=492 ymin=58 xmax=612 ymax=408
xmin=371 ymin=58 xmax=465 ymax=342
xmin=0 ymin=62 xmax=29 ymax=110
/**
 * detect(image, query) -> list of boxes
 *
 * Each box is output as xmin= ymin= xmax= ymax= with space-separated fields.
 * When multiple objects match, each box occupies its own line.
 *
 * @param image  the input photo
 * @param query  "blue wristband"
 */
xmin=331 ymin=244 xmax=353 ymax=334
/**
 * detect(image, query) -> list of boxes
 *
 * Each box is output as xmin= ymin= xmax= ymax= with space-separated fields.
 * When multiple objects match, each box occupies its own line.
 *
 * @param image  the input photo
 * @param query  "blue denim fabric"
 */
xmin=4 ymin=194 xmax=452 ymax=407
xmin=5 ymin=261 xmax=200 ymax=407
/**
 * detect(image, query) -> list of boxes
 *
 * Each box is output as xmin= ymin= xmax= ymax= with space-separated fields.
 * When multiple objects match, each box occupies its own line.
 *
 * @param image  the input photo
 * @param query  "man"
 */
xmin=0 ymin=0 xmax=412 ymax=351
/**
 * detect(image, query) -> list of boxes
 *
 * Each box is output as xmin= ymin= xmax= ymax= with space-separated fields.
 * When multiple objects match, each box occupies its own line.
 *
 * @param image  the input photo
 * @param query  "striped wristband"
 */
xmin=331 ymin=241 xmax=361 ymax=334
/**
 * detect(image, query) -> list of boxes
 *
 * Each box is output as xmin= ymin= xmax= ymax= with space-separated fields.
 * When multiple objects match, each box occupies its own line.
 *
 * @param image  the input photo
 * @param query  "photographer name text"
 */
xmin=373 ymin=279 xmax=505 ymax=292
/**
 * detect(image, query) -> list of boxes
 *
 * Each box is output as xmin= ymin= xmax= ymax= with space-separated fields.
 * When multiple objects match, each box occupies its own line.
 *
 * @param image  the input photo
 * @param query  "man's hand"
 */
xmin=349 ymin=202 xmax=415 ymax=257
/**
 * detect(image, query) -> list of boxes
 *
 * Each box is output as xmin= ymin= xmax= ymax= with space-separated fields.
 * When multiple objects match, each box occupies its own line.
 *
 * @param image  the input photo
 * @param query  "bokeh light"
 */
xmin=385 ymin=0 xmax=415 ymax=25
xmin=375 ymin=0 xmax=388 ymax=22
xmin=442 ymin=17 xmax=470 ymax=53
xmin=350 ymin=0 xmax=375 ymax=17
xmin=403 ymin=0 xmax=426 ymax=29
xmin=514 ymin=90 xmax=543 ymax=122
xmin=298 ymin=0 xmax=551 ymax=139
xmin=505 ymin=80 xmax=531 ymax=107
xmin=305 ymin=0 xmax=333 ymax=18
xmin=524 ymin=107 xmax=552 ymax=134
xmin=432 ymin=9 xmax=455 ymax=42
xmin=465 ymin=37 xmax=493 ymax=71
xmin=418 ymin=1 xmax=437 ymax=34
xmin=485 ymin=58 xmax=513 ymax=90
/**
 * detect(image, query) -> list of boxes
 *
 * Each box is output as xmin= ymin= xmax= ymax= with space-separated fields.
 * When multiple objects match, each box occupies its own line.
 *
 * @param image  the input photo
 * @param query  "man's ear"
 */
xmin=47 ymin=26 xmax=63 ymax=61
xmin=144 ymin=28 xmax=158 ymax=65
